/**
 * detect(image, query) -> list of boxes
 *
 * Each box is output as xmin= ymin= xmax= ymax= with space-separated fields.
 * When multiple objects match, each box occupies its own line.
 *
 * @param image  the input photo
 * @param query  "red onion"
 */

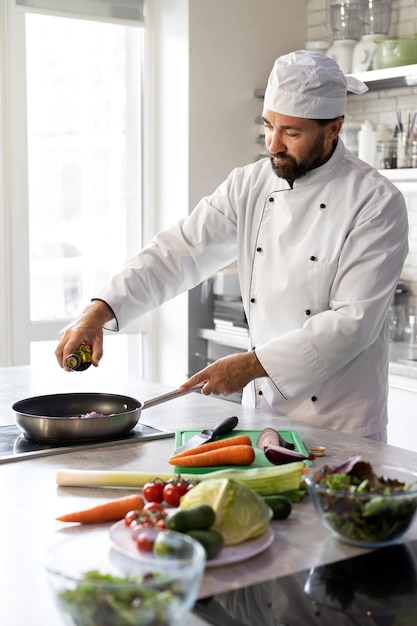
xmin=264 ymin=444 xmax=311 ymax=465
xmin=256 ymin=428 xmax=295 ymax=450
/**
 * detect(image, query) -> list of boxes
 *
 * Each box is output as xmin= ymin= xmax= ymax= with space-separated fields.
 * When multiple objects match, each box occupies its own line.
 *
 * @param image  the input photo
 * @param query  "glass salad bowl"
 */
xmin=45 ymin=529 xmax=206 ymax=626
xmin=304 ymin=459 xmax=417 ymax=548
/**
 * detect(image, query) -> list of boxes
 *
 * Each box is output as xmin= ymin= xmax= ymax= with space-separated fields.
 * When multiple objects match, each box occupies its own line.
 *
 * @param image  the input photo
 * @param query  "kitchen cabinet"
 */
xmin=188 ymin=272 xmax=247 ymax=403
xmin=388 ymin=374 xmax=417 ymax=452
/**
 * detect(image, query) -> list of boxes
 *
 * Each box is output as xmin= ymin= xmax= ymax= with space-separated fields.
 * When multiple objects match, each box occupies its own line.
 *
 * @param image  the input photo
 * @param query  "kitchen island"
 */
xmin=2 ymin=365 xmax=417 ymax=625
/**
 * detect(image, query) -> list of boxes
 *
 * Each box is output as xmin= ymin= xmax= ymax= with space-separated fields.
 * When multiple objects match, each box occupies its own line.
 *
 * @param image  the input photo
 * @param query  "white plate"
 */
xmin=109 ymin=520 xmax=274 ymax=568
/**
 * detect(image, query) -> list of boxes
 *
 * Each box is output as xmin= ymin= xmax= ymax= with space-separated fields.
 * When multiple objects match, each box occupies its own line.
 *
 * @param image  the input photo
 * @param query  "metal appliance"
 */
xmin=326 ymin=0 xmax=362 ymax=73
xmin=352 ymin=0 xmax=393 ymax=72
xmin=0 ymin=422 xmax=173 ymax=464
xmin=389 ymin=281 xmax=411 ymax=342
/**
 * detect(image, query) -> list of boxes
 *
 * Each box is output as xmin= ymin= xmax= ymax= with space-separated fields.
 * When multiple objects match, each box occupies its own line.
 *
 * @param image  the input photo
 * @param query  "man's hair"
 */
xmin=313 ymin=115 xmax=345 ymax=126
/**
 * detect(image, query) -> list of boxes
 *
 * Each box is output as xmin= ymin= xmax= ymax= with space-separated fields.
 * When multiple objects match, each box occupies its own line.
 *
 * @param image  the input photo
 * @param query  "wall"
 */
xmin=307 ymin=0 xmax=417 ymax=294
xmin=188 ymin=0 xmax=307 ymax=208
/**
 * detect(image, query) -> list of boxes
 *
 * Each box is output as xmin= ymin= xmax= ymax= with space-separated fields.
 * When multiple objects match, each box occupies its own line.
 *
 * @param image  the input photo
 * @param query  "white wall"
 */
xmin=149 ymin=0 xmax=307 ymax=386
xmin=0 ymin=0 xmax=9 ymax=365
xmin=189 ymin=0 xmax=307 ymax=207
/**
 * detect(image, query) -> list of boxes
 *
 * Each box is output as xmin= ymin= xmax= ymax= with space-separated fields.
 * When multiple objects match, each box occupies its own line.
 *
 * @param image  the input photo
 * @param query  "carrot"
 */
xmin=171 ymin=434 xmax=253 ymax=462
xmin=169 ymin=444 xmax=255 ymax=467
xmin=56 ymin=493 xmax=144 ymax=524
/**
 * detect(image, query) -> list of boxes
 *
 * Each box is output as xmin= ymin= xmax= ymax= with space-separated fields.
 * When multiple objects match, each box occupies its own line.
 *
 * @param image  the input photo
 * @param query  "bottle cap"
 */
xmin=309 ymin=445 xmax=326 ymax=457
xmin=65 ymin=354 xmax=81 ymax=369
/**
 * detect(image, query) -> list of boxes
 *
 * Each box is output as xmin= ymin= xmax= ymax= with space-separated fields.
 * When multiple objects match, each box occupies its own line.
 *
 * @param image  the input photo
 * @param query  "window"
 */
xmin=26 ymin=14 xmax=141 ymax=322
xmin=1 ymin=0 xmax=147 ymax=374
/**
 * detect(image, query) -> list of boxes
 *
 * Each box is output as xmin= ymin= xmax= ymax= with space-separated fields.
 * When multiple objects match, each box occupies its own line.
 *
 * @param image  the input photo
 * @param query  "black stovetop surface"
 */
xmin=0 ymin=423 xmax=173 ymax=463
xmin=194 ymin=537 xmax=417 ymax=625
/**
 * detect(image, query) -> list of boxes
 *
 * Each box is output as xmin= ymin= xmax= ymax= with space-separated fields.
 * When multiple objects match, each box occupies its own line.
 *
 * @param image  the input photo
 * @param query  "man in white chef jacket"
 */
xmin=56 ymin=50 xmax=409 ymax=443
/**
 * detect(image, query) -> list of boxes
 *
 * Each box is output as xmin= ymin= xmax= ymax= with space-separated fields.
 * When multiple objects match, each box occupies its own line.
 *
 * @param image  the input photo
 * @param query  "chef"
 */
xmin=56 ymin=50 xmax=408 ymax=442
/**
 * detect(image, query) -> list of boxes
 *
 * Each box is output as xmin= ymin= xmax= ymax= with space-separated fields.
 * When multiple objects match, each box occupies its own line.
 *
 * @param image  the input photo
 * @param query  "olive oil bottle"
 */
xmin=65 ymin=344 xmax=92 ymax=371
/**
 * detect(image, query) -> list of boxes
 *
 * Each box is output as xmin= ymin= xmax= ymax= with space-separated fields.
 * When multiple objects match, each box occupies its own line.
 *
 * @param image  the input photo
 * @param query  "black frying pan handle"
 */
xmin=141 ymin=383 xmax=204 ymax=410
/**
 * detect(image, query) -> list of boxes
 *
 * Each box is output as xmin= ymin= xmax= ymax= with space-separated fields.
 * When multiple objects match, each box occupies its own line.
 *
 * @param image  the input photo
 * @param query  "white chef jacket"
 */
xmin=97 ymin=138 xmax=409 ymax=437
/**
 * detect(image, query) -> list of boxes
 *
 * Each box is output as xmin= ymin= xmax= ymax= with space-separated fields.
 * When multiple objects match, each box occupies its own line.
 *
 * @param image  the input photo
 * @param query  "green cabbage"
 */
xmin=179 ymin=478 xmax=273 ymax=546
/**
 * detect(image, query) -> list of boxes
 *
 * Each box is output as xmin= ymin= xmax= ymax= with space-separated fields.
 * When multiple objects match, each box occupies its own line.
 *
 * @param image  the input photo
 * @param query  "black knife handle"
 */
xmin=210 ymin=415 xmax=239 ymax=438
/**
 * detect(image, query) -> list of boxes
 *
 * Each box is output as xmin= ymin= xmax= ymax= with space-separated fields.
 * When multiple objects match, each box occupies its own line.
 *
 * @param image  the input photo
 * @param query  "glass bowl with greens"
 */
xmin=304 ymin=457 xmax=417 ymax=548
xmin=45 ymin=529 xmax=205 ymax=626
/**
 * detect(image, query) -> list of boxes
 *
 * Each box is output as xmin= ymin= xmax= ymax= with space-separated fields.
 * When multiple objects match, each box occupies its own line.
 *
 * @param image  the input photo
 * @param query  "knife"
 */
xmin=171 ymin=415 xmax=239 ymax=456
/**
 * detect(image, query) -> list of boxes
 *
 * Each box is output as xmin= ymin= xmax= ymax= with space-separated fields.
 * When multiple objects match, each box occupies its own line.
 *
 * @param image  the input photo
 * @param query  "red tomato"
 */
xmin=136 ymin=529 xmax=159 ymax=553
xmin=124 ymin=509 xmax=140 ymax=527
xmin=142 ymin=501 xmax=165 ymax=513
xmin=156 ymin=518 xmax=167 ymax=529
xmin=163 ymin=480 xmax=189 ymax=507
xmin=130 ymin=521 xmax=152 ymax=538
xmin=142 ymin=480 xmax=165 ymax=503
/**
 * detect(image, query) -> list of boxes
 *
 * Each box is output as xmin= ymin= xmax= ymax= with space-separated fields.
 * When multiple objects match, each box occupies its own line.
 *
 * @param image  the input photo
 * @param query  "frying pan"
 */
xmin=12 ymin=385 xmax=203 ymax=443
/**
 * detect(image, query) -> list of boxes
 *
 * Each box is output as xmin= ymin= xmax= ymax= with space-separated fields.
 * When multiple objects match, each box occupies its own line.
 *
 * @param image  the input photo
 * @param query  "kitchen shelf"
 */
xmin=348 ymin=64 xmax=417 ymax=90
xmin=197 ymin=327 xmax=249 ymax=350
xmin=255 ymin=64 xmax=417 ymax=98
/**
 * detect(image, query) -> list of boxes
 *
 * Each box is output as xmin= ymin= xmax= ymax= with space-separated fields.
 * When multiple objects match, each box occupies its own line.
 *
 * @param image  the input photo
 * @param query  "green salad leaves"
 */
xmin=308 ymin=458 xmax=417 ymax=545
xmin=56 ymin=570 xmax=184 ymax=626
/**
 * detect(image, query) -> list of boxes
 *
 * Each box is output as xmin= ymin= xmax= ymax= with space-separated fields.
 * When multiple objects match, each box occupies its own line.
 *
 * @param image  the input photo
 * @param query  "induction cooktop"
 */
xmin=194 ymin=538 xmax=417 ymax=625
xmin=0 ymin=423 xmax=173 ymax=463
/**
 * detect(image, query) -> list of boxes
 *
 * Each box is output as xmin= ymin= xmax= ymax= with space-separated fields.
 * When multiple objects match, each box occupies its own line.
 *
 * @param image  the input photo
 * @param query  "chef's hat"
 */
xmin=264 ymin=50 xmax=368 ymax=119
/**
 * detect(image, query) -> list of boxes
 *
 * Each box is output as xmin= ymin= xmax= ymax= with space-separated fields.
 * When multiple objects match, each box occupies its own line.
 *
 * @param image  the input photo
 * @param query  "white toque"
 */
xmin=264 ymin=50 xmax=368 ymax=119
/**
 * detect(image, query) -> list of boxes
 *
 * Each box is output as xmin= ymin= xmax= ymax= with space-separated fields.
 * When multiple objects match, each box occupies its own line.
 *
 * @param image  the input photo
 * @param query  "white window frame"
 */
xmin=0 ymin=0 xmax=150 ymax=370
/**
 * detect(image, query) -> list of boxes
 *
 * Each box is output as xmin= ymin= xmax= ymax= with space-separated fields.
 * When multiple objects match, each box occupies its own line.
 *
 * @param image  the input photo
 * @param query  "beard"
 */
xmin=269 ymin=130 xmax=326 ymax=183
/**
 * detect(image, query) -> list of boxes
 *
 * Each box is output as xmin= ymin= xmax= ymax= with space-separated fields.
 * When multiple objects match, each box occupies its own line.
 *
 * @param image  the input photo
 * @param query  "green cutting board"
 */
xmin=173 ymin=429 xmax=312 ymax=474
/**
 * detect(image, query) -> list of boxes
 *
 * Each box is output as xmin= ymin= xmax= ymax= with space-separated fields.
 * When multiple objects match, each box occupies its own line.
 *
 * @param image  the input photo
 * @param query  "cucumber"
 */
xmin=186 ymin=529 xmax=224 ymax=560
xmin=166 ymin=504 xmax=216 ymax=532
xmin=263 ymin=495 xmax=292 ymax=520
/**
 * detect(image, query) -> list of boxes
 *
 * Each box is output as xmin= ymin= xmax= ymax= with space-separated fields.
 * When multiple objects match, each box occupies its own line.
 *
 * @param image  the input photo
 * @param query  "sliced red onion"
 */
xmin=256 ymin=428 xmax=295 ymax=450
xmin=256 ymin=428 xmax=280 ymax=449
xmin=264 ymin=444 xmax=311 ymax=465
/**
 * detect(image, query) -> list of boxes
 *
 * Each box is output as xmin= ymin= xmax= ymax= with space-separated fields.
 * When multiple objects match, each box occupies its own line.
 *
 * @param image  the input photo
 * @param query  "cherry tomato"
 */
xmin=142 ymin=480 xmax=165 ymax=503
xmin=163 ymin=479 xmax=189 ymax=507
xmin=143 ymin=501 xmax=165 ymax=513
xmin=128 ymin=505 xmax=168 ymax=536
xmin=136 ymin=529 xmax=159 ymax=553
xmin=156 ymin=518 xmax=167 ymax=529
xmin=130 ymin=521 xmax=153 ymax=538
xmin=124 ymin=509 xmax=141 ymax=527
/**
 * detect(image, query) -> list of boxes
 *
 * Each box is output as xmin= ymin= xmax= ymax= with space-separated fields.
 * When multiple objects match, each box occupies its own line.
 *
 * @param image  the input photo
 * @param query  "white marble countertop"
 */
xmin=3 ymin=365 xmax=417 ymax=625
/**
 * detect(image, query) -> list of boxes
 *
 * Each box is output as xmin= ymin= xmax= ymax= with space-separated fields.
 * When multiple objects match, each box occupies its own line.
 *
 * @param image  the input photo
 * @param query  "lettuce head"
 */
xmin=179 ymin=478 xmax=272 ymax=545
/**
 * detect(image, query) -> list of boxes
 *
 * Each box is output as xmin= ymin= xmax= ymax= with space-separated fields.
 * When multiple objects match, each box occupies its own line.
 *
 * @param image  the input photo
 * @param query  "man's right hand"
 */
xmin=55 ymin=300 xmax=114 ymax=371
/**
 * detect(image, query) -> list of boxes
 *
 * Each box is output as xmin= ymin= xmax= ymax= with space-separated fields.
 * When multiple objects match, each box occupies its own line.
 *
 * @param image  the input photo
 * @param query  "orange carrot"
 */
xmin=56 ymin=493 xmax=144 ymax=524
xmin=169 ymin=444 xmax=255 ymax=467
xmin=171 ymin=434 xmax=252 ymax=462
